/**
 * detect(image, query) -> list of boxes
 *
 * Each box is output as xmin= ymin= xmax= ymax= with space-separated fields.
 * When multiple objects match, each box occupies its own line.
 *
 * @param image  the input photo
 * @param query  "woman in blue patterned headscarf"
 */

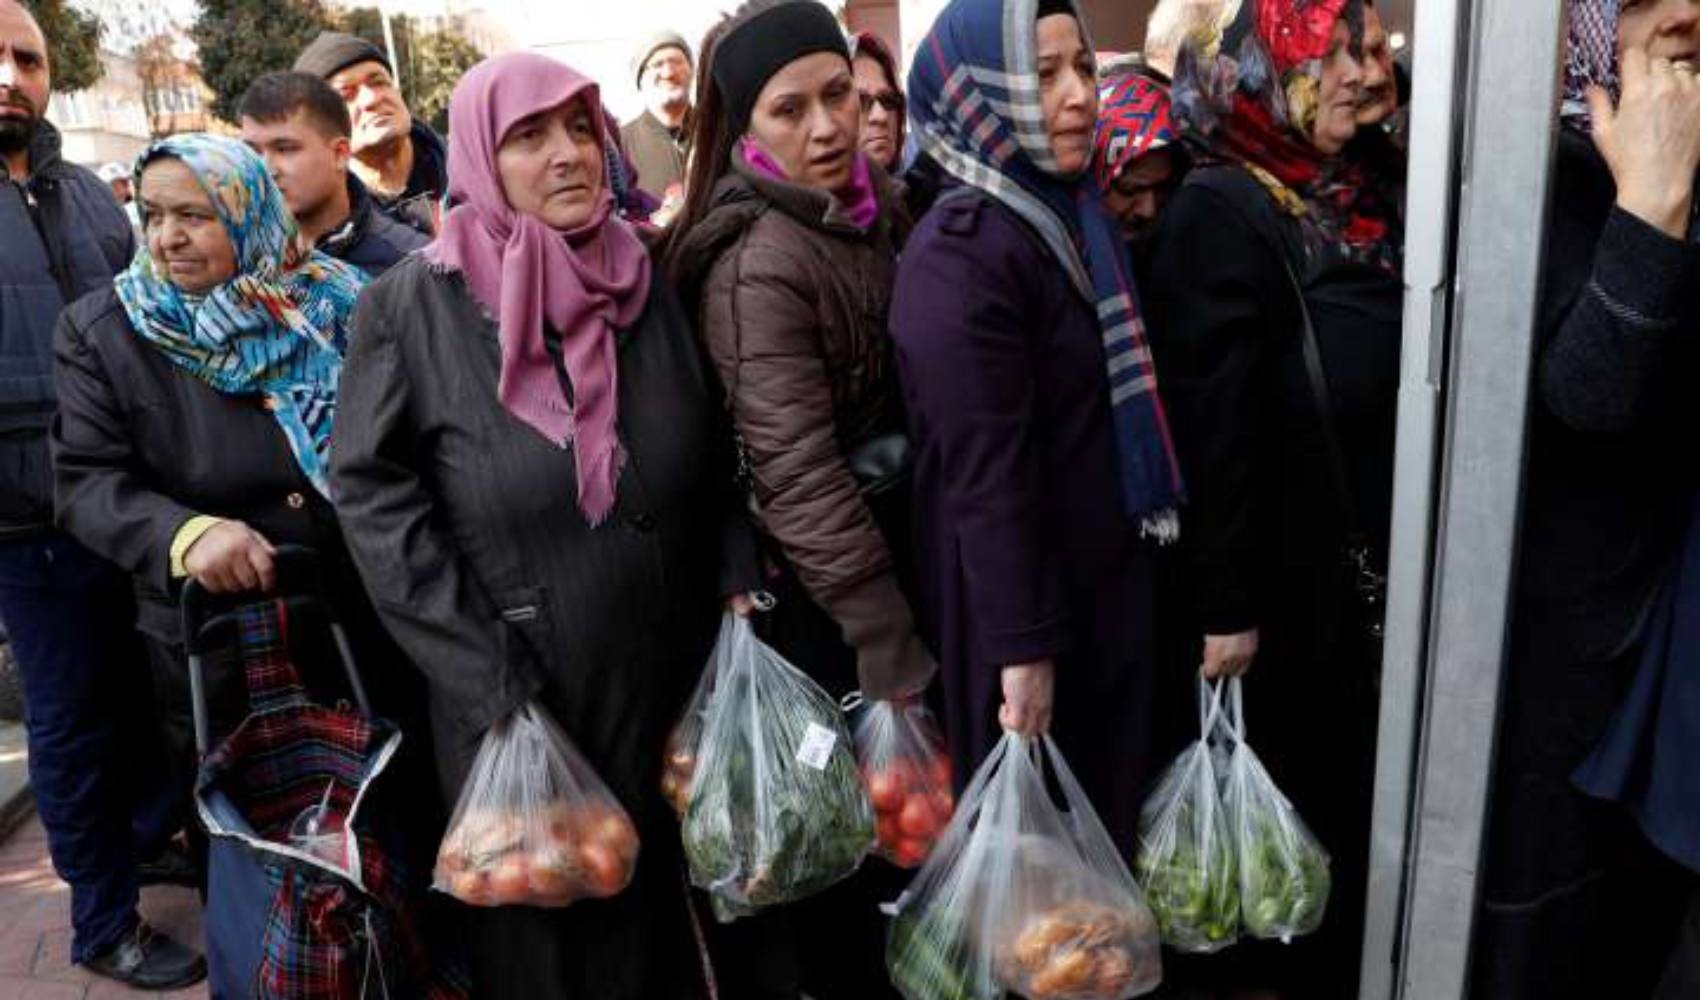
xmin=113 ymin=132 xmax=365 ymax=497
xmin=53 ymin=131 xmax=449 ymax=991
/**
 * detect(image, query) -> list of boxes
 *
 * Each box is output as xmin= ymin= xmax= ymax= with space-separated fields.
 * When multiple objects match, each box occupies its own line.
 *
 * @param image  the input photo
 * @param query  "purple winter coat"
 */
xmin=889 ymin=188 xmax=1162 ymax=848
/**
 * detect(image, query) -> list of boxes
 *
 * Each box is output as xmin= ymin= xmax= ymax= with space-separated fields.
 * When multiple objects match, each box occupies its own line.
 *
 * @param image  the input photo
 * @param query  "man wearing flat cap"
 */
xmin=620 ymin=30 xmax=694 ymax=219
xmin=294 ymin=30 xmax=446 ymax=235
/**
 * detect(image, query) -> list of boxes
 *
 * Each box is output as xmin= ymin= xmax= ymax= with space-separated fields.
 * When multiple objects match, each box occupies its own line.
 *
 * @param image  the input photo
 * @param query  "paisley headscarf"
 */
xmin=1173 ymin=0 xmax=1403 ymax=273
xmin=909 ymin=0 xmax=1186 ymax=538
xmin=1094 ymin=72 xmax=1179 ymax=191
xmin=115 ymin=133 xmax=366 ymax=498
xmin=1563 ymin=0 xmax=1620 ymax=130
xmin=427 ymin=52 xmax=651 ymax=526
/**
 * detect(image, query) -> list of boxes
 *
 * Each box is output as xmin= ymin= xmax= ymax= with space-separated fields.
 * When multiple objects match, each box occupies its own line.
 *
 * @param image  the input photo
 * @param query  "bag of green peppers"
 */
xmin=1135 ymin=679 xmax=1240 ymax=953
xmin=670 ymin=613 xmax=875 ymax=921
xmin=1220 ymin=678 xmax=1331 ymax=942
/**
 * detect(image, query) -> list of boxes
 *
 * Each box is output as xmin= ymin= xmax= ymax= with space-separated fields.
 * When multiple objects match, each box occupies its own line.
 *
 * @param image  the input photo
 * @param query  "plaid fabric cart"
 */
xmin=187 ymin=547 xmax=447 ymax=999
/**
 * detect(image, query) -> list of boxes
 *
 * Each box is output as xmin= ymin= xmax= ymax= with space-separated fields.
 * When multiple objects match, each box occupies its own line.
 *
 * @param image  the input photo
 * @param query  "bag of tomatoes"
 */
xmin=671 ymin=613 xmax=876 ymax=921
xmin=434 ymin=700 xmax=639 ymax=908
xmin=886 ymin=733 xmax=1163 ymax=1000
xmin=853 ymin=698 xmax=955 ymax=869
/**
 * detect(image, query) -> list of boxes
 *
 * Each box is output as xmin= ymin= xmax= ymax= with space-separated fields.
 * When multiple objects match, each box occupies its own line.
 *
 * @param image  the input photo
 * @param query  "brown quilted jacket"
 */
xmin=670 ymin=153 xmax=934 ymax=700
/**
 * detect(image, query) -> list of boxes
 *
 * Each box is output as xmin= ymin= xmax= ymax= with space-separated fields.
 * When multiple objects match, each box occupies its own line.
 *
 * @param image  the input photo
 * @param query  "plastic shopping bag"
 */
xmin=854 ymin=698 xmax=956 ymax=869
xmin=434 ymin=700 xmax=639 ymax=907
xmin=1220 ymin=678 xmax=1331 ymax=942
xmin=671 ymin=613 xmax=875 ymax=920
xmin=886 ymin=732 xmax=1163 ymax=1000
xmin=1135 ymin=679 xmax=1240 ymax=953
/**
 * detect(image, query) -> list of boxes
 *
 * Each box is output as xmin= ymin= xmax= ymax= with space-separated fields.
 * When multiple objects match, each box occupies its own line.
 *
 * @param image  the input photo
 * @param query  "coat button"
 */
xmin=625 ymin=512 xmax=657 ymax=532
xmin=286 ymin=492 xmax=306 ymax=509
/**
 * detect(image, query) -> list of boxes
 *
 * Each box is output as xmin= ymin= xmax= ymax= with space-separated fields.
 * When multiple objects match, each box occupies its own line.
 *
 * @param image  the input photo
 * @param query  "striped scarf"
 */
xmin=907 ymin=0 xmax=1185 ymax=538
xmin=115 ymin=134 xmax=366 ymax=498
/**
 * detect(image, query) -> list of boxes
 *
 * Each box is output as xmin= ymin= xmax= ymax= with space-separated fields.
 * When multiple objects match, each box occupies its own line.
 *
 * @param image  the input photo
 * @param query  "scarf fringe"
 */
xmin=1140 ymin=508 xmax=1182 ymax=546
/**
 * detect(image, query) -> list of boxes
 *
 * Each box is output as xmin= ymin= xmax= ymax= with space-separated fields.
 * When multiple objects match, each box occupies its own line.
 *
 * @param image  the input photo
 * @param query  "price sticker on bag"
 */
xmin=795 ymin=722 xmax=838 ymax=771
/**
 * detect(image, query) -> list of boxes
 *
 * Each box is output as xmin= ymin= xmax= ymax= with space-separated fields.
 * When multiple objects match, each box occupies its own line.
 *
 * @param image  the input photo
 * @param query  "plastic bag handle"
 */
xmin=1196 ymin=675 xmax=1230 ymax=741
xmin=1221 ymin=676 xmax=1247 ymax=744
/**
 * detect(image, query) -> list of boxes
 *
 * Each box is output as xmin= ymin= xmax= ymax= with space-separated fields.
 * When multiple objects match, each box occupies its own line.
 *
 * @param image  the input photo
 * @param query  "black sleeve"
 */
xmin=1537 ymin=203 xmax=1700 ymax=434
xmin=328 ymin=286 xmax=541 ymax=739
xmin=50 ymin=305 xmax=196 ymax=594
xmin=1142 ymin=185 xmax=1284 ymax=635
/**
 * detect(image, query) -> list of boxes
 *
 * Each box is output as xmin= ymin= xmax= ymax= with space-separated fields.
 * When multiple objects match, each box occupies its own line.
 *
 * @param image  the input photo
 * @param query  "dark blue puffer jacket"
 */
xmin=0 ymin=121 xmax=133 ymax=537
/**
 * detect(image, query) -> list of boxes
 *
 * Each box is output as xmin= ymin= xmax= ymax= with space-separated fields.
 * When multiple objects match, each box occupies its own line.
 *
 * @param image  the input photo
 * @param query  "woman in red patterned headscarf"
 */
xmin=1141 ymin=2 xmax=1404 ymax=994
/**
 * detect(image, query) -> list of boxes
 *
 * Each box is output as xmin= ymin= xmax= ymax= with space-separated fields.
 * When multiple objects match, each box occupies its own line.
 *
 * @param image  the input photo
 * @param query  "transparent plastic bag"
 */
xmin=854 ymin=697 xmax=956 ymax=869
xmin=672 ymin=613 xmax=875 ymax=920
xmin=1220 ymin=678 xmax=1331 ymax=942
xmin=434 ymin=700 xmax=639 ymax=908
xmin=1135 ymin=679 xmax=1240 ymax=953
xmin=886 ymin=732 xmax=1163 ymax=1000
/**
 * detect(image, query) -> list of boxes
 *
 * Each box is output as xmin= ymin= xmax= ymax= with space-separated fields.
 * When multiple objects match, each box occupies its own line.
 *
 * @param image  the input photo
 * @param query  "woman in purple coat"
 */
xmin=888 ymin=0 xmax=1184 ymax=847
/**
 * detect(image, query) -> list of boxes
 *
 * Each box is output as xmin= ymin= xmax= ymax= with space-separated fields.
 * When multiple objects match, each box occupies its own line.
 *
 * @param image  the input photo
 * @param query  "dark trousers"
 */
xmin=0 ymin=534 xmax=175 ymax=961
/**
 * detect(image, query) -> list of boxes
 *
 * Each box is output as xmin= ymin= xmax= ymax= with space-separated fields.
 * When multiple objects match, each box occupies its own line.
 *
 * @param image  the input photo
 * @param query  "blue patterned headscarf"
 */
xmin=115 ymin=134 xmax=366 ymax=498
xmin=908 ymin=0 xmax=1186 ymax=539
xmin=1563 ymin=0 xmax=1619 ymax=130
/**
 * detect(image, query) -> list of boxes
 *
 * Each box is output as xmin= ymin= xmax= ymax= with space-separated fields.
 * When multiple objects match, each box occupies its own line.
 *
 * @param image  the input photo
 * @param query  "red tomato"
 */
xmin=894 ymin=837 xmax=929 ymax=868
xmin=591 ymin=811 xmax=638 ymax=859
xmin=899 ymin=796 xmax=937 ymax=838
xmin=928 ymin=754 xmax=953 ymax=788
xmin=580 ymin=842 xmax=628 ymax=898
xmin=933 ymin=790 xmax=956 ymax=823
xmin=885 ymin=758 xmax=917 ymax=789
xmin=867 ymin=771 xmax=904 ymax=813
xmin=487 ymin=856 xmax=530 ymax=903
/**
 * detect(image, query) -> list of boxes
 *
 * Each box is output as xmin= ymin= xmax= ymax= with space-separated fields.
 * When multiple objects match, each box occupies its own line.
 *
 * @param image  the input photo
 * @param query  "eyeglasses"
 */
xmin=859 ymin=91 xmax=905 ymax=115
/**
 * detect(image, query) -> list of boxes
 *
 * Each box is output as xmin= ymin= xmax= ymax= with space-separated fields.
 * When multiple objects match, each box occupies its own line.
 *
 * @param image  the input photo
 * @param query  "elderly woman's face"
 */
xmin=1037 ymin=14 xmax=1099 ymax=177
xmin=139 ymin=157 xmax=237 ymax=296
xmin=1356 ymin=3 xmax=1398 ymax=126
xmin=748 ymin=52 xmax=861 ymax=194
xmin=1312 ymin=16 xmax=1366 ymax=155
xmin=496 ymin=97 xmax=605 ymax=230
xmin=1619 ymin=0 xmax=1700 ymax=64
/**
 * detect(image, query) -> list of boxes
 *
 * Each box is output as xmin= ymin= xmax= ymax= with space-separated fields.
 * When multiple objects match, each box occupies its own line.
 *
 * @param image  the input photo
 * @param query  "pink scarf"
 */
xmin=739 ymin=136 xmax=880 ymax=230
xmin=427 ymin=52 xmax=651 ymax=525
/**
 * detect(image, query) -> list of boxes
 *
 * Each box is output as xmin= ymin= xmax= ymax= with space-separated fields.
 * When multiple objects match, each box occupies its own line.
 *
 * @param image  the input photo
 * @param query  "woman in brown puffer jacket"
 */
xmin=663 ymin=2 xmax=934 ymax=998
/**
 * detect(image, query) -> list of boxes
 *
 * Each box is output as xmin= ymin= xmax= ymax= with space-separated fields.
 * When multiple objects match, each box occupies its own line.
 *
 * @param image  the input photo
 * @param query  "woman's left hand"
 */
xmin=725 ymin=592 xmax=759 ymax=617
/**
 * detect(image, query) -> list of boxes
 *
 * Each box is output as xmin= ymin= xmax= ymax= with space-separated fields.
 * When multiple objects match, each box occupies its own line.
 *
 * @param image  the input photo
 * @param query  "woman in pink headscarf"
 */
xmin=329 ymin=51 xmax=754 ymax=999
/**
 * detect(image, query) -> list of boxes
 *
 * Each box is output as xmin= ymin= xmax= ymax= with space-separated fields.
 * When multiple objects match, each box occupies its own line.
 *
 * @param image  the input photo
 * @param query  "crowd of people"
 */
xmin=0 ymin=0 xmax=1696 ymax=996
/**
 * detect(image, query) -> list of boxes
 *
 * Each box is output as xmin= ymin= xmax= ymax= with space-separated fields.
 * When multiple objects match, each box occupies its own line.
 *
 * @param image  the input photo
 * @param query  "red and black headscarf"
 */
xmin=1172 ymin=0 xmax=1402 ymax=273
xmin=1094 ymin=72 xmax=1179 ymax=191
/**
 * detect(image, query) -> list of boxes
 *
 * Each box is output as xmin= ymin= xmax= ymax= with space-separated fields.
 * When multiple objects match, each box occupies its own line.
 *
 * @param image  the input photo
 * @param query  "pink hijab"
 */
xmin=427 ymin=52 xmax=651 ymax=525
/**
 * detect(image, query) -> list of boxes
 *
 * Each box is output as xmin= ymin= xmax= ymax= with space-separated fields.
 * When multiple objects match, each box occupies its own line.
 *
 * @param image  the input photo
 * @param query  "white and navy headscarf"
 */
xmin=907 ymin=0 xmax=1186 ymax=539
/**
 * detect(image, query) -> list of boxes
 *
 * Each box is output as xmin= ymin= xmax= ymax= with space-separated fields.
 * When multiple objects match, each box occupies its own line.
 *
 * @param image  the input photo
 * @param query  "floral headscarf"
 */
xmin=1173 ymin=0 xmax=1403 ymax=273
xmin=115 ymin=133 xmax=366 ymax=498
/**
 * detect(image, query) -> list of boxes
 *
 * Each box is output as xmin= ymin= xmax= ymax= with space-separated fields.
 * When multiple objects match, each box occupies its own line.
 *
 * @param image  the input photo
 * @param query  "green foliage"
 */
xmin=21 ymin=0 xmax=103 ymax=93
xmin=191 ymin=0 xmax=331 ymax=123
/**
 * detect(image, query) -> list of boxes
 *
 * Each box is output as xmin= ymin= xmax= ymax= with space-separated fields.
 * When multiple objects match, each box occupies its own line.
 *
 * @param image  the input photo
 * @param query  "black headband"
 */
xmin=713 ymin=2 xmax=850 ymax=134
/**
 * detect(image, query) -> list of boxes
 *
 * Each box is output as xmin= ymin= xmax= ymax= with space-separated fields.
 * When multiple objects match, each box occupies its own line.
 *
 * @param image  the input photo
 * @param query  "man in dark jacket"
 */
xmin=239 ymin=72 xmax=427 ymax=277
xmin=0 ymin=0 xmax=203 ymax=989
xmin=294 ymin=30 xmax=446 ymax=236
xmin=620 ymin=30 xmax=693 ymax=214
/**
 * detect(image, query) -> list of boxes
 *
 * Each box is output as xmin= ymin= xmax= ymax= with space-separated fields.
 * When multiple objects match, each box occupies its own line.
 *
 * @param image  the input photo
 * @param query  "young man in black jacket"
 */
xmin=239 ymin=72 xmax=427 ymax=278
xmin=0 ymin=0 xmax=203 ymax=989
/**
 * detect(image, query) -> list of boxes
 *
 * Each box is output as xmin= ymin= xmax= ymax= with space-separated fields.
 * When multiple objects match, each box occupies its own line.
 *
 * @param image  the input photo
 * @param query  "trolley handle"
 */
xmin=181 ymin=544 xmax=373 ymax=756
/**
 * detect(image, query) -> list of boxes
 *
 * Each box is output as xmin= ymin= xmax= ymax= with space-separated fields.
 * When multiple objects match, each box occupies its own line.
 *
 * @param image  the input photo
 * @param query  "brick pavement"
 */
xmin=0 ymin=815 xmax=207 ymax=1000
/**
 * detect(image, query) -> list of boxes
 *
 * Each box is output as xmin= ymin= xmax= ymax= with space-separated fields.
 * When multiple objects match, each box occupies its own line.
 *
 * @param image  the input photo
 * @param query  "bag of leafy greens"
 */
xmin=1135 ymin=679 xmax=1240 ymax=953
xmin=885 ymin=732 xmax=1163 ymax=1000
xmin=1220 ymin=678 xmax=1331 ymax=942
xmin=671 ymin=613 xmax=874 ymax=921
